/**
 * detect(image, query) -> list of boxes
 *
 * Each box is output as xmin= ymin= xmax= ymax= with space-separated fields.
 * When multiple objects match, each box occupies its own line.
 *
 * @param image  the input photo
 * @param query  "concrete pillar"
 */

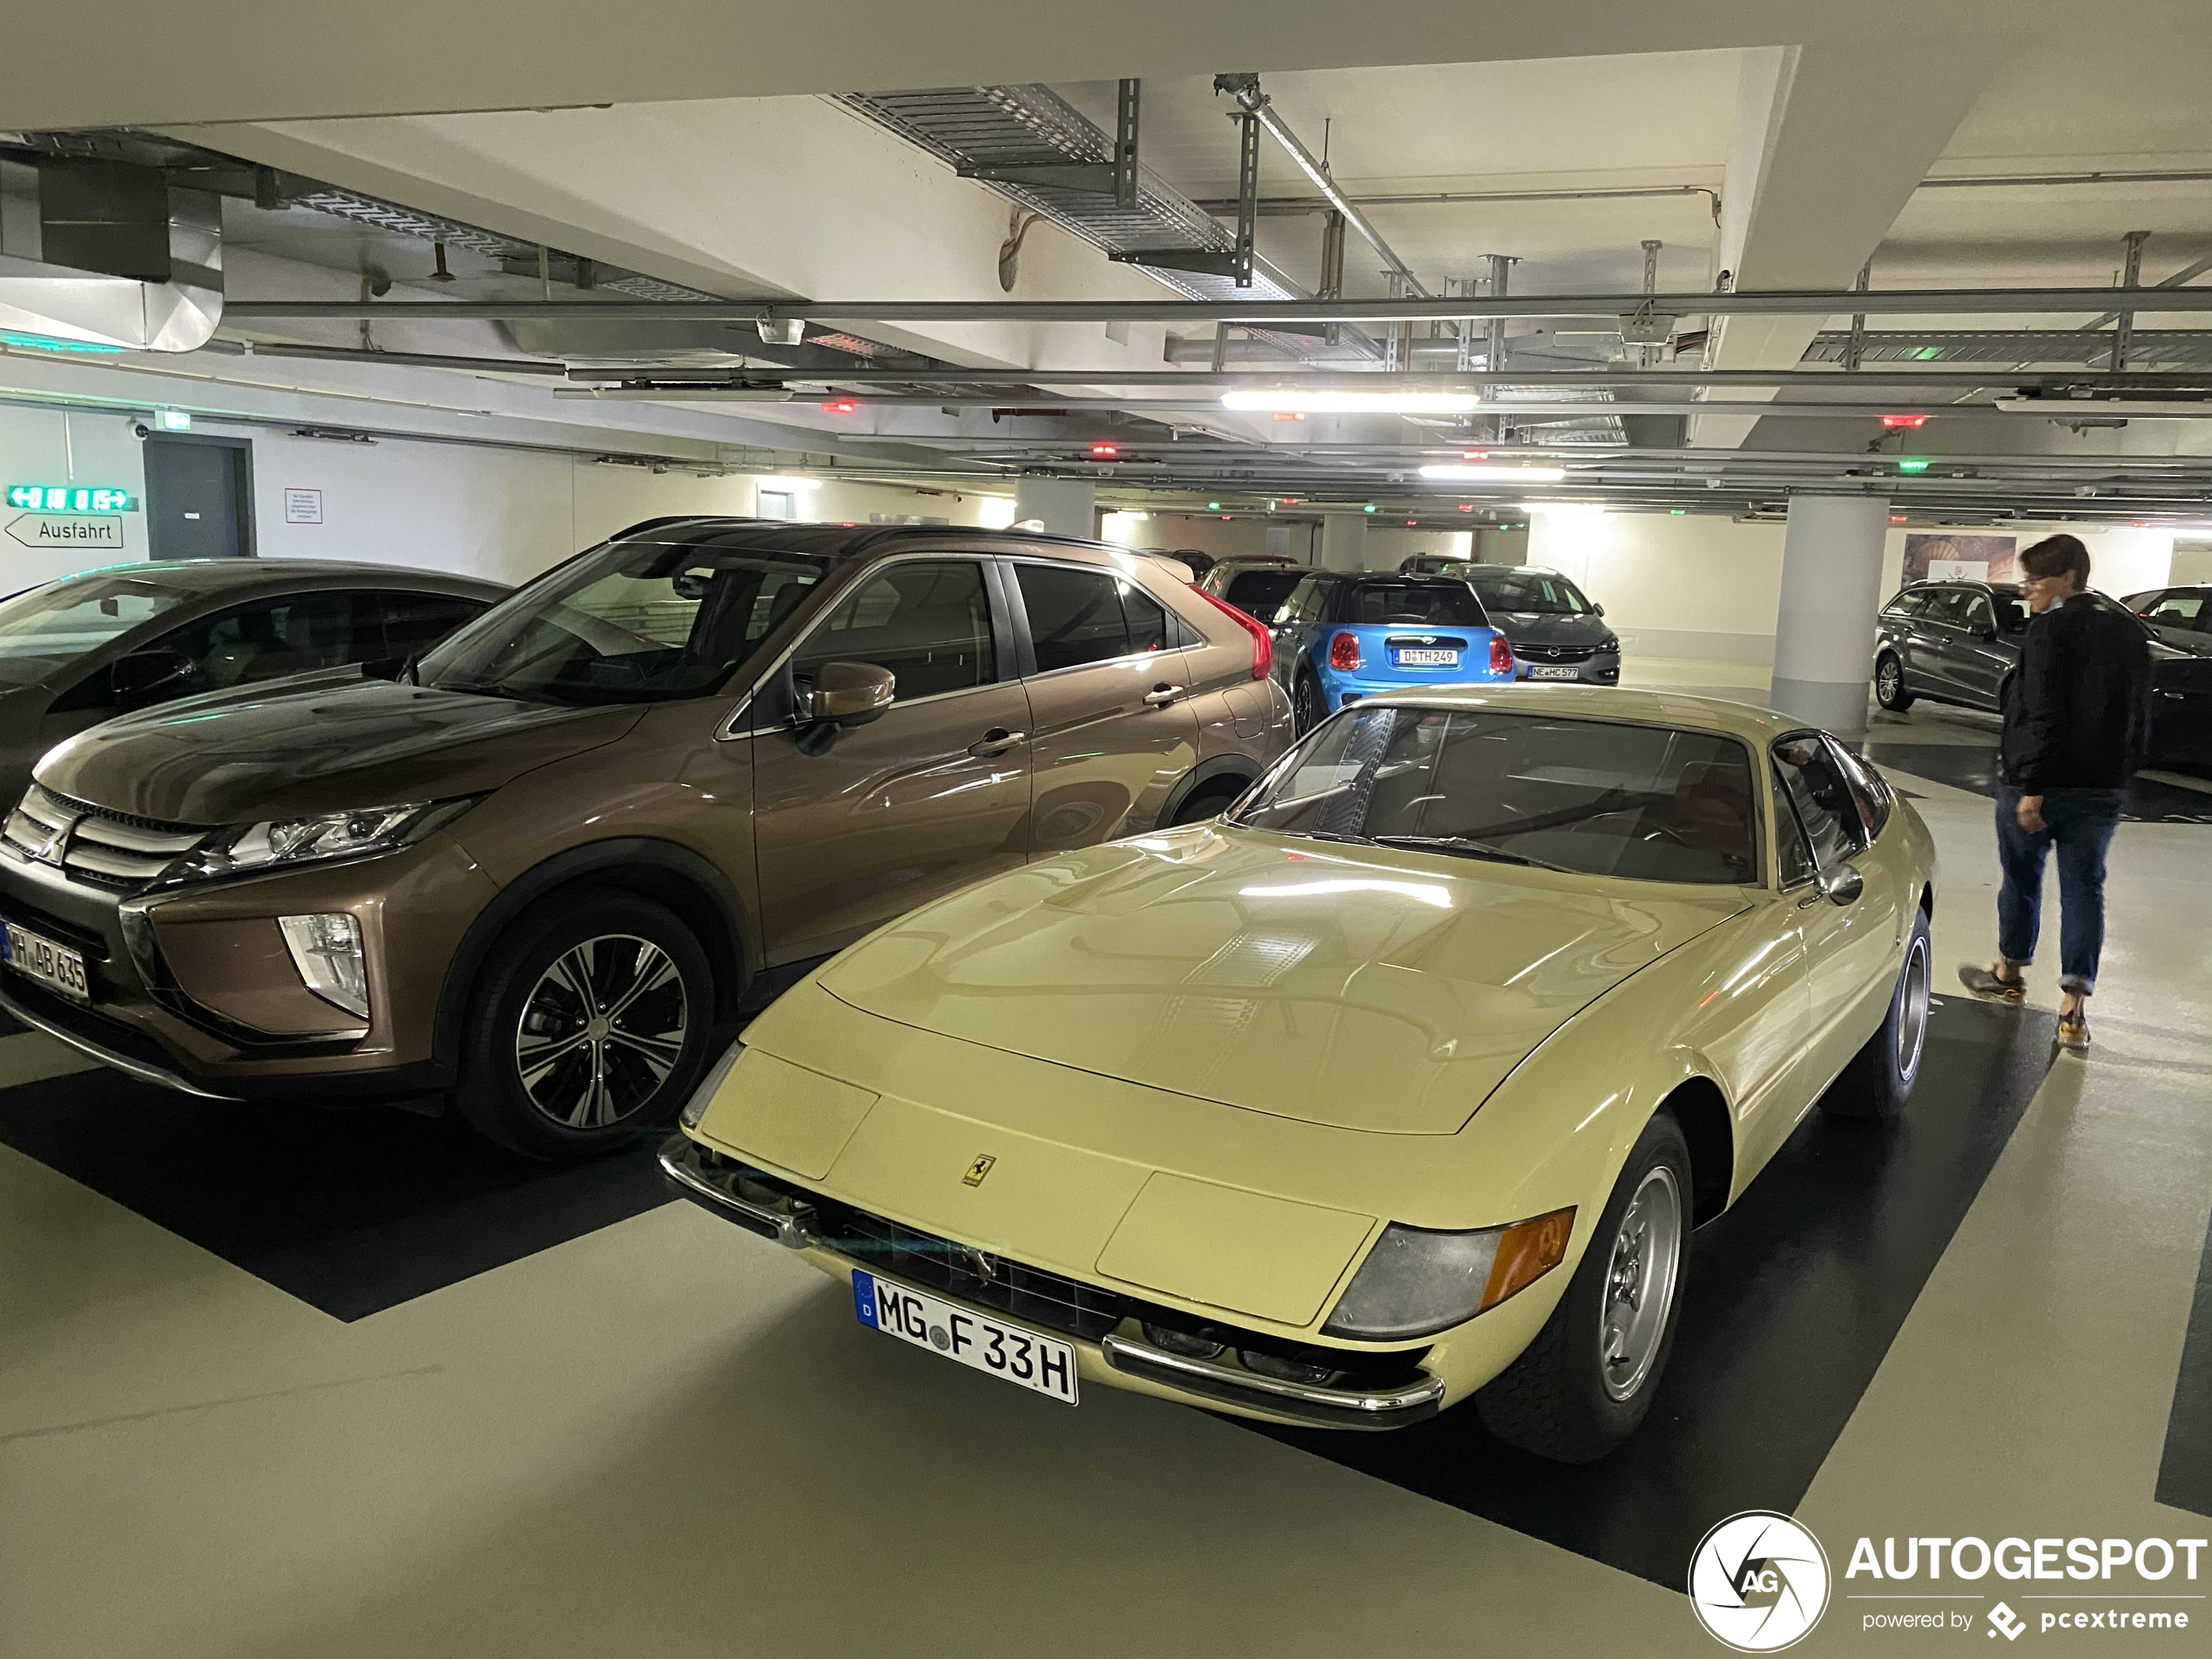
xmin=1014 ymin=477 xmax=1095 ymax=539
xmin=1769 ymin=493 xmax=1892 ymax=734
xmin=1318 ymin=512 xmax=1367 ymax=572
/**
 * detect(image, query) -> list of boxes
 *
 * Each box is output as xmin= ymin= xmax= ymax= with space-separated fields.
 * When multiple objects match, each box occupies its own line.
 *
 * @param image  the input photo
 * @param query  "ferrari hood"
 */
xmin=819 ymin=826 xmax=1750 ymax=1135
xmin=34 ymin=681 xmax=643 ymax=825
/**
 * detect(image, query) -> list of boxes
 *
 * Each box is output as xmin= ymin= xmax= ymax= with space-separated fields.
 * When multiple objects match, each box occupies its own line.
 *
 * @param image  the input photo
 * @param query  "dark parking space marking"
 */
xmin=2155 ymin=1207 xmax=2212 ymax=1521
xmin=0 ymin=1071 xmax=671 ymax=1320
xmin=1859 ymin=738 xmax=2212 ymax=825
xmin=1244 ymin=995 xmax=2056 ymax=1589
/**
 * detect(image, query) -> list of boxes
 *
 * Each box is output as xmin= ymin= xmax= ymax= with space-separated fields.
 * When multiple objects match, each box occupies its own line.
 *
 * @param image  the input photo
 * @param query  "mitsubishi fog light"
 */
xmin=277 ymin=913 xmax=369 ymax=1021
xmin=678 ymin=1041 xmax=745 ymax=1133
xmin=1321 ymin=1209 xmax=1575 ymax=1340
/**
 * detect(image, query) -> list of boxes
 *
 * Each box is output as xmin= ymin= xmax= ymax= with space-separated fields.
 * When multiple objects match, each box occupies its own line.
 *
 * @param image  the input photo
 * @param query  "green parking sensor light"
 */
xmin=1898 ymin=458 xmax=1932 ymax=474
xmin=1363 ymin=503 xmax=1377 ymax=514
xmin=1207 ymin=501 xmax=1222 ymax=510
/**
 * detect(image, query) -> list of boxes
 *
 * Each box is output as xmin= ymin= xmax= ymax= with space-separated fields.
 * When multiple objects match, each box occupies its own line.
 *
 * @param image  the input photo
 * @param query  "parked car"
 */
xmin=664 ymin=686 xmax=1934 ymax=1461
xmin=1398 ymin=553 xmax=1470 ymax=577
xmin=1270 ymin=570 xmax=1514 ymax=732
xmin=1157 ymin=549 xmax=1217 ymax=579
xmin=0 ymin=523 xmax=1291 ymax=1157
xmin=2121 ymin=585 xmax=2212 ymax=655
xmin=1455 ymin=564 xmax=1622 ymax=685
xmin=0 ymin=560 xmax=502 ymax=819
xmin=1196 ymin=555 xmax=1306 ymax=628
xmin=1872 ymin=579 xmax=2211 ymax=767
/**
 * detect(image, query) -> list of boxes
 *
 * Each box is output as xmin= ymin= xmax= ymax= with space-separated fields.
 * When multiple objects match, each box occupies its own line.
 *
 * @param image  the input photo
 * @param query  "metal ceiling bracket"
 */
xmin=1844 ymin=260 xmax=1871 ymax=371
xmin=1112 ymin=97 xmax=1256 ymax=287
xmin=957 ymin=80 xmax=1143 ymax=209
xmin=2111 ymin=229 xmax=2149 ymax=373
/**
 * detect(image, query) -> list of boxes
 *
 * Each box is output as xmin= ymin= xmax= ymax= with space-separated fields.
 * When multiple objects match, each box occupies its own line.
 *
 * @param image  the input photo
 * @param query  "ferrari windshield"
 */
xmin=1229 ymin=705 xmax=1760 ymax=886
xmin=0 ymin=572 xmax=194 ymax=687
xmin=421 ymin=540 xmax=826 ymax=705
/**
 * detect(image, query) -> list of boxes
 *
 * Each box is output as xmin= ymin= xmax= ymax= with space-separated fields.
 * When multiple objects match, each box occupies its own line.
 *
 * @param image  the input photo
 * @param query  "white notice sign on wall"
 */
xmin=284 ymin=488 xmax=323 ymax=524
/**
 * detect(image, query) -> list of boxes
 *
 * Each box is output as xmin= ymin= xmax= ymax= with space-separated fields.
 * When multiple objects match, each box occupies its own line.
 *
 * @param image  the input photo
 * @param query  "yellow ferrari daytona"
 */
xmin=664 ymin=686 xmax=1937 ymax=1461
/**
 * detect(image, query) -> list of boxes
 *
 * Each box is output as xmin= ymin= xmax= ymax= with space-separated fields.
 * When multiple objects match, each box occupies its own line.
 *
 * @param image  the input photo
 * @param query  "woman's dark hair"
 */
xmin=2019 ymin=534 xmax=2092 ymax=587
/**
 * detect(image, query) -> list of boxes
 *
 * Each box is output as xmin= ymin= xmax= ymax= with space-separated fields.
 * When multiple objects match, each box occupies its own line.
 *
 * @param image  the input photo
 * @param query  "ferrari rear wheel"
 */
xmin=1474 ymin=1110 xmax=1692 ymax=1464
xmin=1820 ymin=907 xmax=1932 ymax=1120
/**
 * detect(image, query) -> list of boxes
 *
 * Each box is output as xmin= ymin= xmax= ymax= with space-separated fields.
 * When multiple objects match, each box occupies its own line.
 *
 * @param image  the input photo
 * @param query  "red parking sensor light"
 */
xmin=1457 ymin=503 xmax=1474 ymax=512
xmin=1272 ymin=411 xmax=1307 ymax=421
xmin=1880 ymin=414 xmax=1928 ymax=428
xmin=1089 ymin=442 xmax=1120 ymax=458
xmin=820 ymin=399 xmax=857 ymax=415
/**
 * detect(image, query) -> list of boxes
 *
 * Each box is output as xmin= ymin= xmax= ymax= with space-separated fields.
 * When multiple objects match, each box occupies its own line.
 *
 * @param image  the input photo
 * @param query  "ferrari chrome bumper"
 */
xmin=1100 ymin=1332 xmax=1445 ymax=1429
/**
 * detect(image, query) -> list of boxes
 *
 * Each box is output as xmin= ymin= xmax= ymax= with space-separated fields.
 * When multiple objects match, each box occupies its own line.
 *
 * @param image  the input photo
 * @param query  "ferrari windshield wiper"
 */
xmin=1285 ymin=829 xmax=1373 ymax=845
xmin=1370 ymin=834 xmax=1570 ymax=873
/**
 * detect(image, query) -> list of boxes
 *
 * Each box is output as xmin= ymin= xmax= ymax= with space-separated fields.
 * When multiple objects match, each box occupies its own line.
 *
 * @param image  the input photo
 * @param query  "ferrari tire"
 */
xmin=1292 ymin=671 xmax=1327 ymax=735
xmin=1474 ymin=1109 xmax=1692 ymax=1464
xmin=1819 ymin=907 xmax=1932 ymax=1121
xmin=1874 ymin=653 xmax=1915 ymax=711
xmin=454 ymin=888 xmax=716 ymax=1162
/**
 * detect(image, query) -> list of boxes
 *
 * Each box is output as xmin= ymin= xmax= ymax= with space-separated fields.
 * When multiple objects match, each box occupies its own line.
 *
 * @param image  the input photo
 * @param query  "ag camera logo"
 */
xmin=1689 ymin=1511 xmax=1831 ymax=1651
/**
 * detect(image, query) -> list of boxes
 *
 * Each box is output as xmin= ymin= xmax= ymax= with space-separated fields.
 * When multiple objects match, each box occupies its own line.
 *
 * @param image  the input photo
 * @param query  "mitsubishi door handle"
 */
xmin=1143 ymin=685 xmax=1185 ymax=708
xmin=968 ymin=727 xmax=1026 ymax=758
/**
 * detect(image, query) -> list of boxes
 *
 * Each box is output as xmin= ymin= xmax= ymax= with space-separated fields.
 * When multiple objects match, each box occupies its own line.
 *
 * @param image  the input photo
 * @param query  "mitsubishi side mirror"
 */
xmin=1818 ymin=863 xmax=1864 ymax=907
xmin=111 ymin=648 xmax=196 ymax=711
xmin=794 ymin=660 xmax=895 ymax=756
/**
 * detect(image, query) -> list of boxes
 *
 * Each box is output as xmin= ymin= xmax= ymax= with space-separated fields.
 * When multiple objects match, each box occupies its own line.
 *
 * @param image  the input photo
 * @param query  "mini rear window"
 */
xmin=1340 ymin=582 xmax=1488 ymax=629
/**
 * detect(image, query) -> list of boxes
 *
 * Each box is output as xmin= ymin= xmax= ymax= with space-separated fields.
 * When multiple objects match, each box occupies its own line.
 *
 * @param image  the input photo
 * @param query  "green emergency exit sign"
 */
xmin=6 ymin=485 xmax=137 ymax=513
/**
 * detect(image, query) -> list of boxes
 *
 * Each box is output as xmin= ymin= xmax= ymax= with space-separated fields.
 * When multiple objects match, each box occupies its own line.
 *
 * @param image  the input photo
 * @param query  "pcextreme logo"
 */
xmin=1689 ymin=1511 xmax=1833 ymax=1652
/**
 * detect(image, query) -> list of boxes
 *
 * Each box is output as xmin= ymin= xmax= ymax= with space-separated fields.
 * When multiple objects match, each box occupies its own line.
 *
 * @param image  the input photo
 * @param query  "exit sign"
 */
xmin=7 ymin=485 xmax=137 ymax=513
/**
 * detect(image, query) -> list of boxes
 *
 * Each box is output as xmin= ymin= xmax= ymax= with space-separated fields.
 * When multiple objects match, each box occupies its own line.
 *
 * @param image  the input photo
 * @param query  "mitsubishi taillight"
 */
xmin=1330 ymin=631 xmax=1361 ymax=672
xmin=1489 ymin=633 xmax=1514 ymax=675
xmin=1191 ymin=586 xmax=1272 ymax=681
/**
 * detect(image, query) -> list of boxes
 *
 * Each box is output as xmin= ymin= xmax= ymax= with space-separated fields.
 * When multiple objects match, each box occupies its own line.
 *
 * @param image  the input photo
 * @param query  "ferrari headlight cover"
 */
xmin=153 ymin=798 xmax=481 ymax=889
xmin=1322 ymin=1209 xmax=1575 ymax=1340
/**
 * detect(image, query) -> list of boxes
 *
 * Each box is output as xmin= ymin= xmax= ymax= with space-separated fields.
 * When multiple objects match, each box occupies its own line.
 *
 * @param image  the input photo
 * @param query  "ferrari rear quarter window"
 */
xmin=1232 ymin=706 xmax=1760 ymax=885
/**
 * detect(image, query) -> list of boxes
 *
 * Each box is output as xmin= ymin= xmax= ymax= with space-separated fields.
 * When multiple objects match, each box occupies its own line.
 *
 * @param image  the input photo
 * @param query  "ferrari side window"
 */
xmin=1772 ymin=735 xmax=1862 ymax=873
xmin=1770 ymin=766 xmax=1819 ymax=888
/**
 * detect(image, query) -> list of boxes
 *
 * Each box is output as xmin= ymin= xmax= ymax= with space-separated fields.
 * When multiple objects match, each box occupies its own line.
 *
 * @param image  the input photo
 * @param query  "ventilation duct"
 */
xmin=0 ymin=158 xmax=220 ymax=352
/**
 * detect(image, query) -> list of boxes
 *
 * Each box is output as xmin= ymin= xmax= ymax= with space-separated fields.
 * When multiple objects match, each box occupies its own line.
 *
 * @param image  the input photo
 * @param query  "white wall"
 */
xmin=1360 ymin=528 xmax=1473 ymax=570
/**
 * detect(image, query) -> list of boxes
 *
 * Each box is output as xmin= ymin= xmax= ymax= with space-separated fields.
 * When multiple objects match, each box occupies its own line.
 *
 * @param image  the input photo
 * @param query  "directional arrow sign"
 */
xmin=6 ymin=514 xmax=125 ymax=549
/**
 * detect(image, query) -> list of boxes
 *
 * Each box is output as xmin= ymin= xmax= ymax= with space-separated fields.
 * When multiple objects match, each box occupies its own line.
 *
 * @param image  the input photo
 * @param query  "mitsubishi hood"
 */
xmin=819 ymin=827 xmax=1750 ymax=1135
xmin=33 ymin=681 xmax=644 ymax=826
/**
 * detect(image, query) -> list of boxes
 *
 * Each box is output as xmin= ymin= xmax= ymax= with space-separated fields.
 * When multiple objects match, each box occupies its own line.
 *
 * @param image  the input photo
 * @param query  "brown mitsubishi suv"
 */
xmin=0 ymin=521 xmax=1291 ymax=1157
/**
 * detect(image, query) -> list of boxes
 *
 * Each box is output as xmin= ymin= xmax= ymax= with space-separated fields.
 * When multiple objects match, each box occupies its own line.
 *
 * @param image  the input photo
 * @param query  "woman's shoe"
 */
xmin=1959 ymin=962 xmax=2027 ymax=1005
xmin=2056 ymin=1006 xmax=2090 ymax=1051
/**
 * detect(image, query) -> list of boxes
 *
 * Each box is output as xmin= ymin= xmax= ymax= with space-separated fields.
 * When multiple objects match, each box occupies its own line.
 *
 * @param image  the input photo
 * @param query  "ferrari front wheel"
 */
xmin=1474 ymin=1110 xmax=1691 ymax=1464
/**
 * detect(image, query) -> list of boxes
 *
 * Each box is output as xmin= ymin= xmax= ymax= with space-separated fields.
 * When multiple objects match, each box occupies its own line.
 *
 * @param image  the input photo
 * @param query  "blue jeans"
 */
xmin=1995 ymin=786 xmax=2126 ymax=994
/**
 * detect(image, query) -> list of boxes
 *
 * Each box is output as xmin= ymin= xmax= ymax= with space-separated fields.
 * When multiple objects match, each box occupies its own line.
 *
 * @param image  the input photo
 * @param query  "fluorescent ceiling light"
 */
xmin=755 ymin=475 xmax=821 ymax=491
xmin=1519 ymin=501 xmax=1608 ymax=516
xmin=1222 ymin=389 xmax=1482 ymax=415
xmin=1419 ymin=464 xmax=1568 ymax=483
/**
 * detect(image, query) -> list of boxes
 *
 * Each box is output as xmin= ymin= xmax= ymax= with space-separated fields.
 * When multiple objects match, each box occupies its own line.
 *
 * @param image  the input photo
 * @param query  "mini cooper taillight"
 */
xmin=1330 ymin=631 xmax=1361 ymax=671
xmin=1489 ymin=633 xmax=1514 ymax=675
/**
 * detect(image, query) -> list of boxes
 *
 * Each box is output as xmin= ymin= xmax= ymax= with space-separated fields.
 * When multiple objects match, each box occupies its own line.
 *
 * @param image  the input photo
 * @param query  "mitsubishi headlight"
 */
xmin=1321 ymin=1209 xmax=1575 ymax=1340
xmin=152 ymin=798 xmax=481 ymax=889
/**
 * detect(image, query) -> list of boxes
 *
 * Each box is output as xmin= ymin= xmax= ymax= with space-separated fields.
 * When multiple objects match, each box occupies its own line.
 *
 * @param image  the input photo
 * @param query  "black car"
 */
xmin=1872 ymin=579 xmax=2212 ymax=768
xmin=0 ymin=559 xmax=506 ymax=813
xmin=2122 ymin=585 xmax=2212 ymax=657
xmin=1454 ymin=564 xmax=1622 ymax=684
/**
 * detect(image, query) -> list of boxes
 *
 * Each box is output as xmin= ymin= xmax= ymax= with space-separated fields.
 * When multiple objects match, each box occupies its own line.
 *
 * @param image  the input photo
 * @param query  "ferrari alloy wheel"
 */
xmin=455 ymin=888 xmax=717 ymax=1160
xmin=1821 ymin=907 xmax=1932 ymax=1120
xmin=1874 ymin=653 xmax=1914 ymax=711
xmin=1475 ymin=1110 xmax=1694 ymax=1463
xmin=1598 ymin=1164 xmax=1683 ymax=1402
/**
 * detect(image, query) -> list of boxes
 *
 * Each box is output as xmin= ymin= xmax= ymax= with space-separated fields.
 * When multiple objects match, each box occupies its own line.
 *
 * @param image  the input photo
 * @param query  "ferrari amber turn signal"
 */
xmin=1321 ymin=1208 xmax=1577 ymax=1340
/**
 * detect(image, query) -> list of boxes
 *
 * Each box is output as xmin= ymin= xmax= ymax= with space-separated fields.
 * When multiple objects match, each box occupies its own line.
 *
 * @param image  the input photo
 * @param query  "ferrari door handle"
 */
xmin=968 ymin=727 xmax=1025 ymax=758
xmin=1143 ymin=685 xmax=1185 ymax=708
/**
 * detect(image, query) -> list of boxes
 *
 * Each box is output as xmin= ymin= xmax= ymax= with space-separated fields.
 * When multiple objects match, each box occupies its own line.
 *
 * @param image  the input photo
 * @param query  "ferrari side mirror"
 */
xmin=1818 ymin=864 xmax=1864 ymax=907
